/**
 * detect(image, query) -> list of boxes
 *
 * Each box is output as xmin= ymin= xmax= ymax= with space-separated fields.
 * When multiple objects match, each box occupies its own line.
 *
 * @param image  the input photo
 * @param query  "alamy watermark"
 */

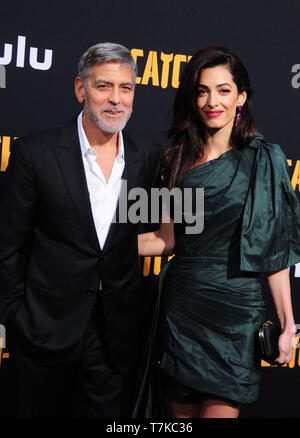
xmin=0 ymin=324 xmax=9 ymax=367
xmin=114 ymin=181 xmax=204 ymax=234
xmin=291 ymin=64 xmax=300 ymax=89
xmin=0 ymin=65 xmax=6 ymax=88
xmin=0 ymin=324 xmax=6 ymax=348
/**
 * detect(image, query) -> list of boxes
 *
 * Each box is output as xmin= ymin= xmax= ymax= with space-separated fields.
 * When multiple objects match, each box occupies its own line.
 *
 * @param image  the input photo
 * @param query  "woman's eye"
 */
xmin=198 ymin=89 xmax=207 ymax=96
xmin=220 ymin=89 xmax=230 ymax=94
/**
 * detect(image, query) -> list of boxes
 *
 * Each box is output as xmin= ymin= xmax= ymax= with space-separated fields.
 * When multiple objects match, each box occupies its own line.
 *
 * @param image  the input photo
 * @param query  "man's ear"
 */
xmin=75 ymin=77 xmax=85 ymax=103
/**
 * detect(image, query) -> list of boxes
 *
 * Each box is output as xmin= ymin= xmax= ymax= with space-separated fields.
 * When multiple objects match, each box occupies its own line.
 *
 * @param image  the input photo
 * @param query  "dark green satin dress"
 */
xmin=156 ymin=134 xmax=300 ymax=405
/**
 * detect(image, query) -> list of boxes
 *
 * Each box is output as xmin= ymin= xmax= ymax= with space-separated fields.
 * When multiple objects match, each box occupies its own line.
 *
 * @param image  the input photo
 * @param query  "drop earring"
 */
xmin=235 ymin=105 xmax=243 ymax=127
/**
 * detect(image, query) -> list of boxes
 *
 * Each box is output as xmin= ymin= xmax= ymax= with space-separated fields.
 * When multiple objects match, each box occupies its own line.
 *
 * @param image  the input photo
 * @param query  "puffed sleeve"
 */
xmin=240 ymin=137 xmax=300 ymax=272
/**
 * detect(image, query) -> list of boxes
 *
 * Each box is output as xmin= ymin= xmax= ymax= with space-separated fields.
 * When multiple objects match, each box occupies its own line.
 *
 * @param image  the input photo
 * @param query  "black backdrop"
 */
xmin=0 ymin=0 xmax=299 ymax=418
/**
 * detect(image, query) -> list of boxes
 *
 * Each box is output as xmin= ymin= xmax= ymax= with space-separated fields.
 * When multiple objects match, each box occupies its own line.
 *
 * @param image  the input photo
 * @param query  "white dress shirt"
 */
xmin=77 ymin=112 xmax=125 ymax=249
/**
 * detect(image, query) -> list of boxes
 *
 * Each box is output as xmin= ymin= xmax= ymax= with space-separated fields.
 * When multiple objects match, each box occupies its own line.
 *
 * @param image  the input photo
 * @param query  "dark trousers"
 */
xmin=6 ymin=312 xmax=135 ymax=418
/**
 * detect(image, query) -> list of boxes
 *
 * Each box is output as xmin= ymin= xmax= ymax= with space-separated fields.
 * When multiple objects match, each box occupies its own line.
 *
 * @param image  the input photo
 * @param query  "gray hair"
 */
xmin=78 ymin=42 xmax=137 ymax=83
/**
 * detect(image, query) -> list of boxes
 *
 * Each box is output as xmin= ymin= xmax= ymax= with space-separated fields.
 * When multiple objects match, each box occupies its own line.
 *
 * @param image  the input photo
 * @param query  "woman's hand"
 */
xmin=138 ymin=220 xmax=175 ymax=256
xmin=138 ymin=203 xmax=175 ymax=257
xmin=275 ymin=327 xmax=296 ymax=364
xmin=267 ymin=268 xmax=296 ymax=365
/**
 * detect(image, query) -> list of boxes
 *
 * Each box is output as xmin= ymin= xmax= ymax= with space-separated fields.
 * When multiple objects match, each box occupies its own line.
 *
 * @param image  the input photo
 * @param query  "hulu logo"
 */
xmin=0 ymin=35 xmax=53 ymax=71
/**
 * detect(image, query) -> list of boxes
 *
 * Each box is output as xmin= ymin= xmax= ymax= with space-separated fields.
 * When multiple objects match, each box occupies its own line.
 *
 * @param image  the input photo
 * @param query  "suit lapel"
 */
xmin=53 ymin=117 xmax=101 ymax=254
xmin=102 ymin=131 xmax=142 ymax=253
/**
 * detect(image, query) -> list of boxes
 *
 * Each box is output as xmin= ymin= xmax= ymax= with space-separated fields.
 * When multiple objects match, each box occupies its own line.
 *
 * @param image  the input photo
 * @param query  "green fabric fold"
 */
xmin=241 ymin=134 xmax=300 ymax=272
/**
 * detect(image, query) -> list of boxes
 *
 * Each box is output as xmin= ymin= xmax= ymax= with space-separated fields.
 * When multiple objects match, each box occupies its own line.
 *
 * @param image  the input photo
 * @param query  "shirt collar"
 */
xmin=77 ymin=111 xmax=124 ymax=161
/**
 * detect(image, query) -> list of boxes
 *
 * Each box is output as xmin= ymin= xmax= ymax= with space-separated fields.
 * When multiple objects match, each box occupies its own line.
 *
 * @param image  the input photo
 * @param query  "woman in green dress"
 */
xmin=137 ymin=46 xmax=300 ymax=418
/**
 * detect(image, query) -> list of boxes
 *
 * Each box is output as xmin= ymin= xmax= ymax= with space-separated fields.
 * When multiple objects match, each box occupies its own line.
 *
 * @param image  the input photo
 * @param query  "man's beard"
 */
xmin=84 ymin=101 xmax=132 ymax=134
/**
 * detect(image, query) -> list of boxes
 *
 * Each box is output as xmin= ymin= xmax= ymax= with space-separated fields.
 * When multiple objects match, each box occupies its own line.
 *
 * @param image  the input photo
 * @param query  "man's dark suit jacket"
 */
xmin=0 ymin=117 xmax=162 ymax=374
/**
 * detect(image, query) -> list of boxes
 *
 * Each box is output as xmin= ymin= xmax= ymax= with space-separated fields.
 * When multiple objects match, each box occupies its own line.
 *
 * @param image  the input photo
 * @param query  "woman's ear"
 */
xmin=238 ymin=91 xmax=247 ymax=106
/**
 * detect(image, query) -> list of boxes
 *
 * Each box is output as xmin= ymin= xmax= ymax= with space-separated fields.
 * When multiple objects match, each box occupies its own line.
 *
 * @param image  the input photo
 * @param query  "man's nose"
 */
xmin=108 ymin=88 xmax=121 ymax=105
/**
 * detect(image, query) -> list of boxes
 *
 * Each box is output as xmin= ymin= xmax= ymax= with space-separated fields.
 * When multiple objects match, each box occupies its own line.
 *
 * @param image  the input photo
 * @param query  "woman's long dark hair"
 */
xmin=164 ymin=46 xmax=256 ymax=188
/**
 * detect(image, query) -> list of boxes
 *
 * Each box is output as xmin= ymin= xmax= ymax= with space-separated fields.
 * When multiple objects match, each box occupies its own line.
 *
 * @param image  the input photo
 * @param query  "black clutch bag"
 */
xmin=256 ymin=320 xmax=281 ymax=365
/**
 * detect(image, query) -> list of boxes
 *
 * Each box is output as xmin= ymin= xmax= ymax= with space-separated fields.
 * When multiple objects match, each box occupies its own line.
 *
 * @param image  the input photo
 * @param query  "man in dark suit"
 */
xmin=0 ymin=42 xmax=161 ymax=417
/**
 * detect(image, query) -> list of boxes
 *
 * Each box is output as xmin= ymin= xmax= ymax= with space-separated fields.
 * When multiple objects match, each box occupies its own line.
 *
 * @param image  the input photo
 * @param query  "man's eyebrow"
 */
xmin=120 ymin=81 xmax=135 ymax=87
xmin=94 ymin=79 xmax=112 ymax=85
xmin=93 ymin=79 xmax=134 ymax=86
xmin=198 ymin=83 xmax=232 ymax=88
